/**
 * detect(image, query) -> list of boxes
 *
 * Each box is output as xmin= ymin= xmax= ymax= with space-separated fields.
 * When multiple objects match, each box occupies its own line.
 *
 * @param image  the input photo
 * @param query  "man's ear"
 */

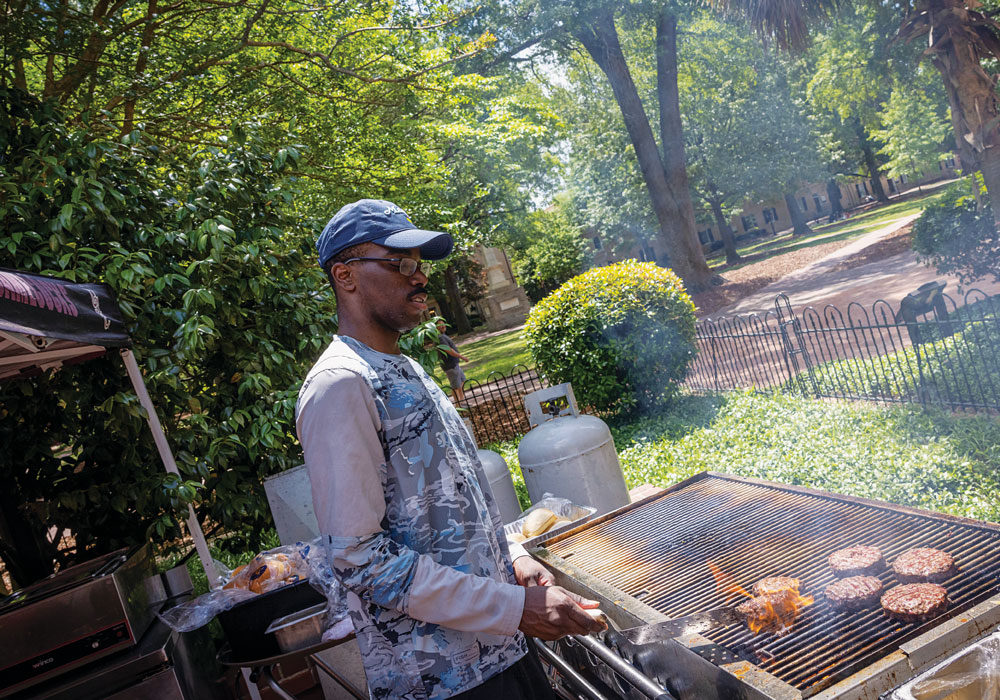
xmin=330 ymin=262 xmax=357 ymax=293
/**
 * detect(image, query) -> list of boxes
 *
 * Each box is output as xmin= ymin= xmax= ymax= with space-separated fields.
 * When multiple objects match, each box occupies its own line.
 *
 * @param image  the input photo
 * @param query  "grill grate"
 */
xmin=542 ymin=473 xmax=1000 ymax=697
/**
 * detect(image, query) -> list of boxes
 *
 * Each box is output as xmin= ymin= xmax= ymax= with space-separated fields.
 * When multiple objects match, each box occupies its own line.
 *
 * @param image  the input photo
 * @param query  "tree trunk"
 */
xmin=852 ymin=117 xmax=889 ymax=202
xmin=655 ymin=10 xmax=715 ymax=274
xmin=784 ymin=193 xmax=812 ymax=236
xmin=574 ymin=11 xmax=715 ymax=290
xmin=434 ymin=290 xmax=455 ymax=328
xmin=121 ymin=0 xmax=157 ymax=136
xmin=826 ymin=178 xmax=843 ymax=223
xmin=706 ymin=189 xmax=740 ymax=264
xmin=927 ymin=2 xmax=1000 ymax=225
xmin=443 ymin=265 xmax=471 ymax=334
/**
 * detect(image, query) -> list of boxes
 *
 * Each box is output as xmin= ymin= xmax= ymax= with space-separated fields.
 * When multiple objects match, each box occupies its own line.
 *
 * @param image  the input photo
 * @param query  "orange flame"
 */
xmin=706 ymin=560 xmax=752 ymax=601
xmin=707 ymin=561 xmax=814 ymax=636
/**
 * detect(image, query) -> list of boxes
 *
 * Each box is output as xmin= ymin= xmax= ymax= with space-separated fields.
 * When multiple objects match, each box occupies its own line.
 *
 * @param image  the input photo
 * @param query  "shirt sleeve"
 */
xmin=297 ymin=366 xmax=525 ymax=636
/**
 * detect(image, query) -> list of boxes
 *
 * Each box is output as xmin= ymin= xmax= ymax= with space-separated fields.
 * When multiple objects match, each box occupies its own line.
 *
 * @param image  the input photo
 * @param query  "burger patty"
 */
xmin=736 ymin=590 xmax=798 ymax=633
xmin=824 ymin=575 xmax=883 ymax=611
xmin=752 ymin=576 xmax=802 ymax=597
xmin=881 ymin=583 xmax=948 ymax=623
xmin=828 ymin=545 xmax=885 ymax=577
xmin=892 ymin=548 xmax=956 ymax=584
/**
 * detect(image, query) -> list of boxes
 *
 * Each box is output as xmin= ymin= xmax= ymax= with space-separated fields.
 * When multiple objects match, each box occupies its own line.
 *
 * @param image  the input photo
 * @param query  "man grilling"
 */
xmin=296 ymin=199 xmax=605 ymax=700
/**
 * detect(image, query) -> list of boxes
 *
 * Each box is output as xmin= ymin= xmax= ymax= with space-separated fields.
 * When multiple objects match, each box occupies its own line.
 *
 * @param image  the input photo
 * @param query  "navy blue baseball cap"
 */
xmin=317 ymin=199 xmax=454 ymax=267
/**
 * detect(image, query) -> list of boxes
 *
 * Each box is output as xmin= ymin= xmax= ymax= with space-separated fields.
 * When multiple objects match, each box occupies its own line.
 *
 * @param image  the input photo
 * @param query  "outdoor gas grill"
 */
xmin=532 ymin=472 xmax=1000 ymax=700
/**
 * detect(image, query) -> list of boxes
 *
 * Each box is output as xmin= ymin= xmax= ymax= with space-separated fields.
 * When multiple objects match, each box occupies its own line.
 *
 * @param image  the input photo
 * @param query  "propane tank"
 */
xmin=463 ymin=418 xmax=523 ymax=524
xmin=517 ymin=383 xmax=629 ymax=515
xmin=478 ymin=449 xmax=522 ymax=524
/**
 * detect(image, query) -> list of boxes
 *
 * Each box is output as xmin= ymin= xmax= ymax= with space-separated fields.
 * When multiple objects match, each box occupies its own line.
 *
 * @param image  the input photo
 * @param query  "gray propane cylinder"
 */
xmin=517 ymin=383 xmax=629 ymax=515
xmin=478 ymin=449 xmax=522 ymax=524
xmin=463 ymin=417 xmax=522 ymax=524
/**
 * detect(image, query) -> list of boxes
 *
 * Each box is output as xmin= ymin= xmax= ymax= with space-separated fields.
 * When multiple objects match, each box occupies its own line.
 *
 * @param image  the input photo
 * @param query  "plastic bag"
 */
xmin=222 ymin=543 xmax=312 ymax=594
xmin=159 ymin=541 xmax=324 ymax=633
xmin=503 ymin=493 xmax=596 ymax=546
xmin=305 ymin=536 xmax=351 ymax=641
xmin=902 ymin=632 xmax=1000 ymax=700
xmin=158 ymin=587 xmax=258 ymax=632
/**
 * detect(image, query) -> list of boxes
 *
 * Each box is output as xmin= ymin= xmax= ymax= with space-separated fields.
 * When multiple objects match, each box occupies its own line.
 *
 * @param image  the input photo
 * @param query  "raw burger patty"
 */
xmin=825 ymin=576 xmax=883 ymax=611
xmin=881 ymin=583 xmax=948 ymax=623
xmin=892 ymin=548 xmax=956 ymax=584
xmin=828 ymin=545 xmax=885 ymax=577
xmin=752 ymin=576 xmax=801 ymax=597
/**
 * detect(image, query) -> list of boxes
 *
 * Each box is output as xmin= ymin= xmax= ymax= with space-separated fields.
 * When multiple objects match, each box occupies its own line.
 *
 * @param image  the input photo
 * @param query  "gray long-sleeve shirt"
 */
xmin=296 ymin=335 xmax=528 ymax=699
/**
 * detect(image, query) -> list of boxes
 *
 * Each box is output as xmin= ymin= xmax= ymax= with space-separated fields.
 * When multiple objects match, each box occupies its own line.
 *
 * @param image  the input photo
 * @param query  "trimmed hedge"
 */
xmin=524 ymin=260 xmax=697 ymax=411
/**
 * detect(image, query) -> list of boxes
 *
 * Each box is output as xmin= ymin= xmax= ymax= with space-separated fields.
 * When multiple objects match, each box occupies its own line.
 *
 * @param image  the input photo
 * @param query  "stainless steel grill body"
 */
xmin=534 ymin=472 xmax=1000 ymax=699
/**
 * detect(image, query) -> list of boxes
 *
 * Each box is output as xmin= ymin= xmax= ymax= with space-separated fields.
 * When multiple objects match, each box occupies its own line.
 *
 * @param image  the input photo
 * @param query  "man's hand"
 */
xmin=513 ymin=556 xmax=554 ymax=587
xmin=518 ymin=585 xmax=607 ymax=640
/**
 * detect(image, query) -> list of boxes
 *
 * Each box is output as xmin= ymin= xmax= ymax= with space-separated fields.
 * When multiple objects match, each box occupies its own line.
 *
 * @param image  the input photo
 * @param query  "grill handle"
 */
xmin=533 ymin=638 xmax=613 ymax=700
xmin=569 ymin=634 xmax=676 ymax=700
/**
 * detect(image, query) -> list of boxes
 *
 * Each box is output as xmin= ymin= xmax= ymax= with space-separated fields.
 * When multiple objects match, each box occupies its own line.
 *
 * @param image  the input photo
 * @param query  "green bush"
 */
xmin=0 ymin=87 xmax=330 ymax=585
xmin=524 ymin=260 xmax=697 ymax=411
xmin=911 ymin=180 xmax=1000 ymax=285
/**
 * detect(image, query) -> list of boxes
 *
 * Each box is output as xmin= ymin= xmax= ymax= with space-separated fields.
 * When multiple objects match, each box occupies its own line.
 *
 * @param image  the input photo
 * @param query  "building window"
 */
xmin=887 ymin=178 xmax=896 ymax=194
xmin=698 ymin=228 xmax=713 ymax=244
xmin=800 ymin=196 xmax=808 ymax=211
xmin=763 ymin=209 xmax=772 ymax=224
xmin=812 ymin=194 xmax=822 ymax=212
xmin=855 ymin=183 xmax=864 ymax=198
xmin=769 ymin=207 xmax=778 ymax=221
xmin=900 ymin=173 xmax=908 ymax=184
xmin=741 ymin=214 xmax=758 ymax=232
xmin=592 ymin=236 xmax=602 ymax=250
xmin=945 ymin=157 xmax=956 ymax=168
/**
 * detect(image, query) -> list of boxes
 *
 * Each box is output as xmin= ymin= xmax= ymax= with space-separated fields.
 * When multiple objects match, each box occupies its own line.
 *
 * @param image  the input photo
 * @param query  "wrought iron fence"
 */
xmin=456 ymin=364 xmax=546 ymax=445
xmin=685 ymin=287 xmax=1000 ymax=412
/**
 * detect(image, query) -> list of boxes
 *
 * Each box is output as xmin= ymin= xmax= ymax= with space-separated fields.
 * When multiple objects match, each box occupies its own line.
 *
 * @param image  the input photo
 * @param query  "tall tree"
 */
xmin=804 ymin=4 xmax=906 ymax=203
xmin=873 ymin=69 xmax=953 ymax=179
xmin=715 ymin=0 xmax=1000 ymax=225
xmin=681 ymin=15 xmax=820 ymax=255
xmin=570 ymin=7 xmax=716 ymax=287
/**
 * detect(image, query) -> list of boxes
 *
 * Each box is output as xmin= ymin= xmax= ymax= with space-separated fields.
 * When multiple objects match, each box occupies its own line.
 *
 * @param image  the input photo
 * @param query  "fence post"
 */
xmin=774 ymin=294 xmax=818 ymax=396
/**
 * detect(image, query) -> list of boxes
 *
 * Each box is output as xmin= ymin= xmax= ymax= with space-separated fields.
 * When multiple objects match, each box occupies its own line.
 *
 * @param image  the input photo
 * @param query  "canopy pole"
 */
xmin=121 ymin=349 xmax=221 ymax=589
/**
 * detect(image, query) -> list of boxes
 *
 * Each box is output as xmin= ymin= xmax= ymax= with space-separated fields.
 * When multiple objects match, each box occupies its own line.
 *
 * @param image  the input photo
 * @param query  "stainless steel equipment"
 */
xmin=0 ymin=545 xmax=164 ymax=697
xmin=531 ymin=472 xmax=1000 ymax=700
xmin=266 ymin=603 xmax=327 ymax=654
xmin=19 ymin=613 xmax=220 ymax=700
xmin=616 ymin=606 xmax=742 ymax=645
xmin=887 ymin=628 xmax=1000 ymax=700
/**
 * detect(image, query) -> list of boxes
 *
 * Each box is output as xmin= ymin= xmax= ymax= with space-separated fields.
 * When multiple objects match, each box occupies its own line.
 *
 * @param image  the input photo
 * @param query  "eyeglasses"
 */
xmin=342 ymin=257 xmax=431 ymax=277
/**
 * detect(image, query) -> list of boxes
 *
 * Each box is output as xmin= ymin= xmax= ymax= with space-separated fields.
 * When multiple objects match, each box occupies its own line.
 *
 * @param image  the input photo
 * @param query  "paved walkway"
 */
xmin=711 ymin=214 xmax=1000 ymax=319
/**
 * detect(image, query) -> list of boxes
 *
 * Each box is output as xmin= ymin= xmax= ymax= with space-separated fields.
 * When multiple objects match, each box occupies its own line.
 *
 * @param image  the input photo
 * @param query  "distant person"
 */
xmin=436 ymin=318 xmax=470 ymax=402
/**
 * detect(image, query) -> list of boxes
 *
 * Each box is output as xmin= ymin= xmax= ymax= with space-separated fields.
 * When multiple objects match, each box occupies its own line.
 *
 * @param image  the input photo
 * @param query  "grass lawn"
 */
xmin=432 ymin=327 xmax=532 ymax=385
xmin=707 ymin=188 xmax=948 ymax=271
xmin=489 ymin=391 xmax=1000 ymax=523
